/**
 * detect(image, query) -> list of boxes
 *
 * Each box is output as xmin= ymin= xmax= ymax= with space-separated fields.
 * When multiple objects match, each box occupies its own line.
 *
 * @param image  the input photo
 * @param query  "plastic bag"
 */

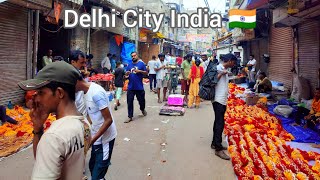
xmin=273 ymin=105 xmax=294 ymax=118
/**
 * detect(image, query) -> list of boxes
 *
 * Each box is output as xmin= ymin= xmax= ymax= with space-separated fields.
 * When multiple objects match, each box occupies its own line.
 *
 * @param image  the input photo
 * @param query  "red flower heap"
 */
xmin=226 ymin=84 xmax=320 ymax=179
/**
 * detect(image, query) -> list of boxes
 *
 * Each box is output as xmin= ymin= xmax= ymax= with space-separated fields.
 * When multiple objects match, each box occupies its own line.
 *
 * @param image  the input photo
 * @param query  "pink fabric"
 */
xmin=168 ymin=94 xmax=185 ymax=106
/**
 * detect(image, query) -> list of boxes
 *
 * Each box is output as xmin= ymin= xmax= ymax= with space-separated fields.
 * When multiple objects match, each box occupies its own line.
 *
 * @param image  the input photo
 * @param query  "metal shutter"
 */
xmin=298 ymin=20 xmax=320 ymax=91
xmin=0 ymin=2 xmax=28 ymax=105
xmin=269 ymin=26 xmax=293 ymax=89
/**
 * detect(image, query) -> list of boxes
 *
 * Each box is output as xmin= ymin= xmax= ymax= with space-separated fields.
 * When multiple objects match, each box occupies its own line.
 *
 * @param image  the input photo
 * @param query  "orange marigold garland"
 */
xmin=0 ymin=106 xmax=55 ymax=157
xmin=226 ymin=84 xmax=320 ymax=179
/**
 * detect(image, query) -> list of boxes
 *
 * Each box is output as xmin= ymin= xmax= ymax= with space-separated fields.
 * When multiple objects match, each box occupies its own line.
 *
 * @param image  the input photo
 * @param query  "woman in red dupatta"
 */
xmin=187 ymin=59 xmax=204 ymax=108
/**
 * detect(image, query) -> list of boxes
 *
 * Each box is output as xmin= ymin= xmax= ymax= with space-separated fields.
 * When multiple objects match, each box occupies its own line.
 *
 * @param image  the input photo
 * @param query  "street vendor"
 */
xmin=294 ymin=88 xmax=320 ymax=131
xmin=253 ymin=72 xmax=272 ymax=93
xmin=0 ymin=105 xmax=18 ymax=125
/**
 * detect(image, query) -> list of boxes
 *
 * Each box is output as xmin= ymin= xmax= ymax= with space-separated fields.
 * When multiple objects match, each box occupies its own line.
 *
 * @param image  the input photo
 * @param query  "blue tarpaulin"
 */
xmin=268 ymin=104 xmax=320 ymax=144
xmin=121 ymin=42 xmax=135 ymax=65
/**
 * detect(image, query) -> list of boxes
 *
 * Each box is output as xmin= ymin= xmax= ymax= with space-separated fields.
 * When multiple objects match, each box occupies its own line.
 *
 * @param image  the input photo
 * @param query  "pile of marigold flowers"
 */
xmin=226 ymin=84 xmax=320 ymax=179
xmin=0 ymin=106 xmax=55 ymax=157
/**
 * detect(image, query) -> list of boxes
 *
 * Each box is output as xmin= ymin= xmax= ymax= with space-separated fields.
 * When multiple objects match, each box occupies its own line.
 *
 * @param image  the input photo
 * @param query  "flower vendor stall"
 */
xmin=226 ymin=84 xmax=320 ymax=179
xmin=0 ymin=106 xmax=55 ymax=158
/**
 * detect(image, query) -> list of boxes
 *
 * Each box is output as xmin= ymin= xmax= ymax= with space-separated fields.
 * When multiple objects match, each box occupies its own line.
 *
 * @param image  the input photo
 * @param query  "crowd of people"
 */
xmin=9 ymin=48 xmax=320 ymax=180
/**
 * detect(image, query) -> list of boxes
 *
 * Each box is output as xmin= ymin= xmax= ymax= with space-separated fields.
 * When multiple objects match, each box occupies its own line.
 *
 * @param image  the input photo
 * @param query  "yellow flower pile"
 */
xmin=0 ymin=106 xmax=55 ymax=157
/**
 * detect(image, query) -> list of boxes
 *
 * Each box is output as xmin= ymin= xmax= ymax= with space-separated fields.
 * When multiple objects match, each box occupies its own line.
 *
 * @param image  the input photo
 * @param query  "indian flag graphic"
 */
xmin=229 ymin=9 xmax=256 ymax=29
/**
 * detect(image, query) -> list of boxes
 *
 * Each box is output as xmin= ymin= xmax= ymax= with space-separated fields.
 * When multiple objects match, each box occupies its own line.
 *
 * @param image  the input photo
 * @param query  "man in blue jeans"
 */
xmin=124 ymin=52 xmax=148 ymax=123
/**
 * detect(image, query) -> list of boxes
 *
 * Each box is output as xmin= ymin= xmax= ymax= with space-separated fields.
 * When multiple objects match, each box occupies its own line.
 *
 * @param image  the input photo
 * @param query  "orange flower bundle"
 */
xmin=0 ymin=106 xmax=55 ymax=157
xmin=226 ymin=84 xmax=320 ymax=179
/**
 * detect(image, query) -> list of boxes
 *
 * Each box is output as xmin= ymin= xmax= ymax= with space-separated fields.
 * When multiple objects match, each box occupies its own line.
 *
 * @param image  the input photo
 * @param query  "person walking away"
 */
xmin=211 ymin=53 xmax=237 ymax=160
xmin=188 ymin=59 xmax=204 ymax=108
xmin=101 ymin=53 xmax=112 ymax=74
xmin=124 ymin=52 xmax=148 ymax=123
xmin=76 ymin=76 xmax=117 ymax=180
xmin=114 ymin=61 xmax=125 ymax=111
xmin=18 ymin=61 xmax=90 ymax=179
xmin=147 ymin=55 xmax=157 ymax=92
xmin=181 ymin=54 xmax=193 ymax=103
xmin=253 ymin=72 xmax=272 ymax=93
xmin=42 ymin=49 xmax=53 ymax=68
xmin=155 ymin=53 xmax=169 ymax=103
xmin=246 ymin=55 xmax=257 ymax=84
xmin=110 ymin=54 xmax=117 ymax=72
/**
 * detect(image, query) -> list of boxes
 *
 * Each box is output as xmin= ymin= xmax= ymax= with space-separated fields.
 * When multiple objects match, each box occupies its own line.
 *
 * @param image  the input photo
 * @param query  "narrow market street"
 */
xmin=0 ymin=87 xmax=235 ymax=180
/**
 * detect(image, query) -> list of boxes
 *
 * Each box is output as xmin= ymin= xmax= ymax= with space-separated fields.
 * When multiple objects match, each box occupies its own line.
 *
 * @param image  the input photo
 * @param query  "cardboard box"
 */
xmin=246 ymin=95 xmax=260 ymax=105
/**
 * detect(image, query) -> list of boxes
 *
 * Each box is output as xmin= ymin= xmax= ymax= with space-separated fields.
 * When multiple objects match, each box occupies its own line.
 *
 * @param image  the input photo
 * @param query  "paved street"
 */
xmin=0 ymin=87 xmax=235 ymax=180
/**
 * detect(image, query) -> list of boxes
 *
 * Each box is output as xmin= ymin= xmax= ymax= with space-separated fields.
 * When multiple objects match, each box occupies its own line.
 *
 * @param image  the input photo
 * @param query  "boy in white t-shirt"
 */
xmin=18 ymin=62 xmax=90 ymax=180
xmin=76 ymin=77 xmax=117 ymax=180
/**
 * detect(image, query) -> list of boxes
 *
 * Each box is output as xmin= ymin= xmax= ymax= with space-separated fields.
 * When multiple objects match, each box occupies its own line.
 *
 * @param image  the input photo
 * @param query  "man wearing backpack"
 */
xmin=211 ymin=53 xmax=237 ymax=160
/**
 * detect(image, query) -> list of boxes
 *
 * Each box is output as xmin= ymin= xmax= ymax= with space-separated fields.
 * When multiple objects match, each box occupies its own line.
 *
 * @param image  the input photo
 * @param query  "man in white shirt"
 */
xmin=246 ymin=54 xmax=257 ymax=83
xmin=76 ymin=77 xmax=117 ymax=180
xmin=200 ymin=54 xmax=210 ymax=72
xmin=17 ymin=61 xmax=90 ymax=180
xmin=147 ymin=55 xmax=157 ymax=92
xmin=101 ymin=53 xmax=112 ymax=74
xmin=211 ymin=53 xmax=237 ymax=160
xmin=155 ymin=53 xmax=169 ymax=103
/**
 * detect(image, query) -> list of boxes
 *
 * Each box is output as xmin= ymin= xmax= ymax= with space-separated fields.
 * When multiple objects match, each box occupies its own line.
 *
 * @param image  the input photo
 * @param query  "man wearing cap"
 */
xmin=211 ymin=53 xmax=237 ymax=160
xmin=18 ymin=61 xmax=90 ymax=180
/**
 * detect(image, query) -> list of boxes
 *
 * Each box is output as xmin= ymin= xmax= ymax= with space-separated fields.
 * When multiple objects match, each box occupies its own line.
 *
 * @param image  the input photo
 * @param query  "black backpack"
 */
xmin=198 ymin=61 xmax=219 ymax=100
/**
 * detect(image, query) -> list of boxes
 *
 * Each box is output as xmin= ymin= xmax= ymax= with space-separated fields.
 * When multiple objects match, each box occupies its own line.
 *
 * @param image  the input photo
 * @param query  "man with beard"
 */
xmin=124 ymin=52 xmax=148 ymax=123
